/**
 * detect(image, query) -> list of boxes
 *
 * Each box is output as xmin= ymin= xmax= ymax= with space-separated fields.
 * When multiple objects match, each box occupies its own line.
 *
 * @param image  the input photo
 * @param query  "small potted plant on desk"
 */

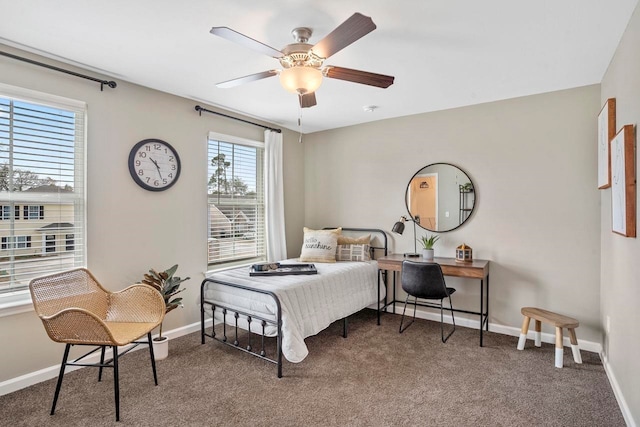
xmin=418 ymin=234 xmax=440 ymax=260
xmin=141 ymin=264 xmax=190 ymax=360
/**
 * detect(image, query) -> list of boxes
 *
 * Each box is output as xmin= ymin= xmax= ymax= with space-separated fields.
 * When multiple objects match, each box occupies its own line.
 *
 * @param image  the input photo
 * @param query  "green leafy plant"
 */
xmin=142 ymin=264 xmax=191 ymax=339
xmin=418 ymin=234 xmax=440 ymax=250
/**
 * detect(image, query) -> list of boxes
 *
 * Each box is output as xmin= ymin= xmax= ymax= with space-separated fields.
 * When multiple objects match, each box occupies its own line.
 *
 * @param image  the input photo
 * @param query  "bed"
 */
xmin=200 ymin=228 xmax=387 ymax=377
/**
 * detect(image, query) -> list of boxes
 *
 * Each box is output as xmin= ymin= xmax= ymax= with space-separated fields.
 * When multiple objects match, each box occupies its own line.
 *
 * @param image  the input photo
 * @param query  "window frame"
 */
xmin=207 ymin=131 xmax=266 ymax=270
xmin=0 ymin=83 xmax=87 ymax=315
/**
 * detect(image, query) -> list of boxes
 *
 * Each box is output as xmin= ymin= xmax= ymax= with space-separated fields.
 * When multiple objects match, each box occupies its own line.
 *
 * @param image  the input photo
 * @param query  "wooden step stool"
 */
xmin=516 ymin=307 xmax=582 ymax=368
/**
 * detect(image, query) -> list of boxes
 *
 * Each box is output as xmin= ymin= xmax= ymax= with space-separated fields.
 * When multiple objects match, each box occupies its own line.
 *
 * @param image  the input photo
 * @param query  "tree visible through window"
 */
xmin=0 ymin=86 xmax=86 ymax=294
xmin=207 ymin=133 xmax=265 ymax=266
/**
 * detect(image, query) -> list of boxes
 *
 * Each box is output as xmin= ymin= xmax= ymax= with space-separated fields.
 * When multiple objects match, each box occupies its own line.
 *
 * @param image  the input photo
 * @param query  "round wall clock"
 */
xmin=128 ymin=139 xmax=181 ymax=191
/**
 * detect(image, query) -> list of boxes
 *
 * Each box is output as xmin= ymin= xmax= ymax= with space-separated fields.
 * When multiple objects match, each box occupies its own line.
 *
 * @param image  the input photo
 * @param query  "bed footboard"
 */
xmin=200 ymin=278 xmax=283 ymax=378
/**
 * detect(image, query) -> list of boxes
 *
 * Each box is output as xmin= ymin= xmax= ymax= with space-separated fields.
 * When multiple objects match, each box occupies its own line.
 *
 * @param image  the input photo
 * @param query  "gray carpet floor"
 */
xmin=0 ymin=310 xmax=625 ymax=426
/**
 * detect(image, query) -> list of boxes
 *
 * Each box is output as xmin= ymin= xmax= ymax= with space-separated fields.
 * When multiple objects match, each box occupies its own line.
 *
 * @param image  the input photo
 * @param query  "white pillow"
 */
xmin=299 ymin=227 xmax=341 ymax=263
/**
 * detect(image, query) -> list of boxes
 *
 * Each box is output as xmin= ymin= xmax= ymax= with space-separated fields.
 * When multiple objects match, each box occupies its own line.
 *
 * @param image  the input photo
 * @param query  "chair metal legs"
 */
xmin=399 ymin=295 xmax=418 ymax=333
xmin=147 ymin=332 xmax=159 ymax=385
xmin=49 ymin=336 xmax=159 ymax=422
xmin=112 ymin=346 xmax=120 ymax=421
xmin=98 ymin=346 xmax=106 ymax=381
xmin=440 ymin=296 xmax=456 ymax=343
xmin=51 ymin=344 xmax=71 ymax=416
xmin=398 ymin=295 xmax=456 ymax=342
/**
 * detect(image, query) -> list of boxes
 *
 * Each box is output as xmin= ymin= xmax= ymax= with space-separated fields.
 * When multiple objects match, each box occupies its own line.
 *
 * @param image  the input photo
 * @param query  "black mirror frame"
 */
xmin=404 ymin=162 xmax=476 ymax=233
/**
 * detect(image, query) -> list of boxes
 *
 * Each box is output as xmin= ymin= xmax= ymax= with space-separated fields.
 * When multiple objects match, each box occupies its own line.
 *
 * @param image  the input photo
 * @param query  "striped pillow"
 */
xmin=336 ymin=244 xmax=371 ymax=261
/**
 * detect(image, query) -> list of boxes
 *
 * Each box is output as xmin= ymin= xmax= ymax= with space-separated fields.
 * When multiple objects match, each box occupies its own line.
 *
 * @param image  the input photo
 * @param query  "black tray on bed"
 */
xmin=249 ymin=263 xmax=318 ymax=276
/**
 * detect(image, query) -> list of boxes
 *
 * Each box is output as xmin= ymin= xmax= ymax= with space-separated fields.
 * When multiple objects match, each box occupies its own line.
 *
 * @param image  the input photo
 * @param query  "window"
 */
xmin=65 ymin=233 xmax=74 ymax=251
xmin=24 ymin=205 xmax=44 ymax=220
xmin=45 ymin=235 xmax=55 ymax=253
xmin=0 ymin=83 xmax=86 ymax=295
xmin=207 ymin=132 xmax=265 ymax=266
xmin=1 ymin=236 xmax=31 ymax=250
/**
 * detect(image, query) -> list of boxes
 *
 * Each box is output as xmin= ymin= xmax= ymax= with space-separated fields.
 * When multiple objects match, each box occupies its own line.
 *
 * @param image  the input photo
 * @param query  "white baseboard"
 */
xmin=0 ymin=318 xmax=213 ymax=397
xmin=601 ymin=353 xmax=637 ymax=427
xmin=379 ymin=305 xmax=602 ymax=353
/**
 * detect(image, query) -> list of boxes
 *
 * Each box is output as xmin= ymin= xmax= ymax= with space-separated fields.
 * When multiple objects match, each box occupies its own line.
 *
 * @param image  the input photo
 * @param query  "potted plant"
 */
xmin=141 ymin=264 xmax=190 ymax=360
xmin=460 ymin=182 xmax=474 ymax=192
xmin=417 ymin=234 xmax=440 ymax=260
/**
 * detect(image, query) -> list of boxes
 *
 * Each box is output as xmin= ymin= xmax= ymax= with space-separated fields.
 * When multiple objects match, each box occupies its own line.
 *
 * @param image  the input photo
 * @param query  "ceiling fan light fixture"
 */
xmin=279 ymin=66 xmax=323 ymax=95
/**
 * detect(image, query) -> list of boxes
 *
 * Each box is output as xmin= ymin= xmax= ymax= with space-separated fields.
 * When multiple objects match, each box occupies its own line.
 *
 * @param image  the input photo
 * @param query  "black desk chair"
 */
xmin=399 ymin=261 xmax=456 ymax=342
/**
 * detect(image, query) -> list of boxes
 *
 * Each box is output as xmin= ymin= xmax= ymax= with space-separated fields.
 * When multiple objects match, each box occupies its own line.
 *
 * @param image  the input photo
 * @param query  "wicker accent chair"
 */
xmin=29 ymin=268 xmax=165 ymax=422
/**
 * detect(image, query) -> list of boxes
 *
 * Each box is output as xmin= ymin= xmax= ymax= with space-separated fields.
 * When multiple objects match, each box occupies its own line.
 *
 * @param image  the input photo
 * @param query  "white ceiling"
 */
xmin=0 ymin=0 xmax=637 ymax=133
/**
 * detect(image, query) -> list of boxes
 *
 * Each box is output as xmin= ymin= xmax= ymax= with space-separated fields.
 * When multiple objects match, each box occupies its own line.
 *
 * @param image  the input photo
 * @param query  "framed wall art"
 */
xmin=611 ymin=125 xmax=636 ymax=237
xmin=598 ymin=98 xmax=616 ymax=189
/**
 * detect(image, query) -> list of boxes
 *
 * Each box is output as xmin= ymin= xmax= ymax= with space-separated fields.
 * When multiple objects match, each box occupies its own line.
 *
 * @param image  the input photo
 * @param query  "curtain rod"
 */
xmin=0 ymin=51 xmax=117 ymax=91
xmin=194 ymin=105 xmax=281 ymax=133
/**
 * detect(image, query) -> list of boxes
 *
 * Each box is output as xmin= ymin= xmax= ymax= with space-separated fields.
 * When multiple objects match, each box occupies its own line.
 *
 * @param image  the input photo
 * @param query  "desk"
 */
xmin=376 ymin=255 xmax=490 ymax=346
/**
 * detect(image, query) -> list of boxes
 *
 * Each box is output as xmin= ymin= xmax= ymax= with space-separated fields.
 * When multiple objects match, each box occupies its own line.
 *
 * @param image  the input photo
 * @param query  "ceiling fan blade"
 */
xmin=324 ymin=66 xmax=394 ymax=88
xmin=210 ymin=27 xmax=283 ymax=58
xmin=216 ymin=70 xmax=278 ymax=88
xmin=299 ymin=92 xmax=317 ymax=108
xmin=311 ymin=13 xmax=376 ymax=59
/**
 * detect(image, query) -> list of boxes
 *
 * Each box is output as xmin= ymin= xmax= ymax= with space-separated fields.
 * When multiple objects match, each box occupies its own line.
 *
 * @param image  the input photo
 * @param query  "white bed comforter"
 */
xmin=203 ymin=260 xmax=384 ymax=363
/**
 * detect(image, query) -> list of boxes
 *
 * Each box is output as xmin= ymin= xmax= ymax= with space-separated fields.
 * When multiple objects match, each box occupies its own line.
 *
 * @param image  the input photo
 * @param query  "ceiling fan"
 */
xmin=210 ymin=12 xmax=395 ymax=108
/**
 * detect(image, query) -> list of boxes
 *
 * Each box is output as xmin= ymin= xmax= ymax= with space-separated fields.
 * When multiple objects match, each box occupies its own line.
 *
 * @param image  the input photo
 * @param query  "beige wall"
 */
xmin=3 ymin=24 xmax=639 ymax=422
xmin=600 ymin=3 xmax=640 ymax=424
xmin=0 ymin=44 xmax=305 ymax=382
xmin=304 ymin=86 xmax=602 ymax=343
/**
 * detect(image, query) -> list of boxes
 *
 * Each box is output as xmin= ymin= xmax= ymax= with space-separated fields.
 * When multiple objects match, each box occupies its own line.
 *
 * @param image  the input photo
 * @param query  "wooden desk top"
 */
xmin=377 ymin=254 xmax=489 ymax=279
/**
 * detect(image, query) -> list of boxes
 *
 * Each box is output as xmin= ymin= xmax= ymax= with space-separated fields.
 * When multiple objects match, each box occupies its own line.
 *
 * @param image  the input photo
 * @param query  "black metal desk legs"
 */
xmin=378 ymin=269 xmax=489 ymax=347
xmin=479 ymin=274 xmax=490 ymax=347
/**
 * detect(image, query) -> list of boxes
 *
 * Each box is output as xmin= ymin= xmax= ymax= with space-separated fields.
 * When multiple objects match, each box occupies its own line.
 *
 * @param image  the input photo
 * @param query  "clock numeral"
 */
xmin=135 ymin=160 xmax=141 ymax=166
xmin=145 ymin=145 xmax=151 ymax=151
xmin=138 ymin=152 xmax=147 ymax=158
xmin=163 ymin=179 xmax=168 ymax=185
xmin=154 ymin=144 xmax=161 ymax=150
xmin=169 ymin=156 xmax=174 ymax=162
xmin=145 ymin=177 xmax=151 ymax=183
xmin=168 ymin=173 xmax=173 ymax=179
xmin=171 ymin=165 xmax=176 ymax=170
xmin=154 ymin=180 xmax=160 ymax=186
xmin=138 ymin=169 xmax=144 ymax=176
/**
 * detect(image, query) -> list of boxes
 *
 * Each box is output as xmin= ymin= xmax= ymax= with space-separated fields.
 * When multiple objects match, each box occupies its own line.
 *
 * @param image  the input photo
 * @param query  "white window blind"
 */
xmin=0 ymin=86 xmax=86 ymax=294
xmin=207 ymin=132 xmax=265 ymax=266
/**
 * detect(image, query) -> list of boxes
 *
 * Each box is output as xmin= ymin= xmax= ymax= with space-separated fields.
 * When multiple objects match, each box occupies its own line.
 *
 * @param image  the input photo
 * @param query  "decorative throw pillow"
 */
xmin=299 ymin=227 xmax=342 ymax=263
xmin=337 ymin=234 xmax=371 ymax=245
xmin=336 ymin=244 xmax=371 ymax=261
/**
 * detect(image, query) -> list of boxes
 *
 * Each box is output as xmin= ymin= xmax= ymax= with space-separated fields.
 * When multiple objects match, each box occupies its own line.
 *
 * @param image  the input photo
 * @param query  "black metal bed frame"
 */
xmin=200 ymin=227 xmax=387 ymax=378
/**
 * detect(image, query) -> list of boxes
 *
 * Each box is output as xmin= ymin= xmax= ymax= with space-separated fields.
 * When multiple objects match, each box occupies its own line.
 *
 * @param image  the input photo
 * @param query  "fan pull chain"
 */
xmin=298 ymin=96 xmax=303 ymax=143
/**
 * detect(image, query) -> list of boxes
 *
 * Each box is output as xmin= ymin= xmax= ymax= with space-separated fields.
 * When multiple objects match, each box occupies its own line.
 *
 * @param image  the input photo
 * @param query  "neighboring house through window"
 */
xmin=207 ymin=132 xmax=265 ymax=266
xmin=0 ymin=83 xmax=86 ymax=296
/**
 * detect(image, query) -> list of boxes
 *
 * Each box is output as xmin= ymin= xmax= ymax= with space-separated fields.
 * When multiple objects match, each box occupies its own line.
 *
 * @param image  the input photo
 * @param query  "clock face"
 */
xmin=128 ymin=139 xmax=181 ymax=191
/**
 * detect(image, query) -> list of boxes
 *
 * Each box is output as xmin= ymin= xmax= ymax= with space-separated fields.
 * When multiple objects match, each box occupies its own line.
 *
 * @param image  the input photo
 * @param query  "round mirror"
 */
xmin=404 ymin=163 xmax=476 ymax=232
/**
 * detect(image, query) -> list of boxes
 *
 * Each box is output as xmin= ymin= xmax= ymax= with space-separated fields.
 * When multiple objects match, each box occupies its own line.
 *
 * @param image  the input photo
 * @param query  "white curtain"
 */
xmin=264 ymin=130 xmax=287 ymax=261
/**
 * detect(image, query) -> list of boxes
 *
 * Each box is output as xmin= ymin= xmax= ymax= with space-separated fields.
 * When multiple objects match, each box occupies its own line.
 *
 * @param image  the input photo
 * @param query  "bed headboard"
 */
xmin=323 ymin=227 xmax=388 ymax=260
